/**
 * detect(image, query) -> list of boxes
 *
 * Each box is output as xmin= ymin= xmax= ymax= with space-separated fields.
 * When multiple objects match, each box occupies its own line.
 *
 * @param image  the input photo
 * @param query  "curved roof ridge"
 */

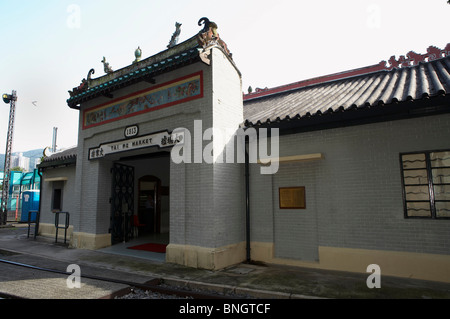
xmin=244 ymin=43 xmax=450 ymax=102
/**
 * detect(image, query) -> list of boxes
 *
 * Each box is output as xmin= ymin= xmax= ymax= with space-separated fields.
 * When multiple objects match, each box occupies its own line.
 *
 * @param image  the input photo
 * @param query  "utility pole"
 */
xmin=1 ymin=91 xmax=17 ymax=225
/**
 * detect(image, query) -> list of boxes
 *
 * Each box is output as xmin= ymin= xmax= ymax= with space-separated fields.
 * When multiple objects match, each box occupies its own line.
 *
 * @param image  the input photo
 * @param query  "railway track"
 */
xmin=0 ymin=258 xmax=241 ymax=300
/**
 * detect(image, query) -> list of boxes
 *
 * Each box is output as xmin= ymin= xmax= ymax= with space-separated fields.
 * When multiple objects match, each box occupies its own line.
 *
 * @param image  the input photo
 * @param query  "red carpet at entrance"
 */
xmin=127 ymin=243 xmax=167 ymax=253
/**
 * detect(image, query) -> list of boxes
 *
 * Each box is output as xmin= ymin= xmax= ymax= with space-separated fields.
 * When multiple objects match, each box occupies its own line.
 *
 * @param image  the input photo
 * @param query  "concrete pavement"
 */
xmin=1 ymin=223 xmax=450 ymax=300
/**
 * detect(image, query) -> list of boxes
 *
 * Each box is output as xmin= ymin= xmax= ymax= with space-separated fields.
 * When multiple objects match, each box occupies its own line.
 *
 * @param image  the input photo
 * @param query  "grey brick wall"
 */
xmin=250 ymin=112 xmax=450 ymax=261
xmin=273 ymin=161 xmax=319 ymax=261
xmin=64 ymin=47 xmax=246 ymax=252
xmin=73 ymin=62 xmax=210 ymax=237
xmin=39 ymin=166 xmax=77 ymax=225
xmin=42 ymin=45 xmax=449 ymax=263
xmin=169 ymin=48 xmax=245 ymax=249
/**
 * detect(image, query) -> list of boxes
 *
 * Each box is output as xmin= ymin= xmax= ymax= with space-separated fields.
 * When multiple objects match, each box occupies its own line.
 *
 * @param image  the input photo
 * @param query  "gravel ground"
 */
xmin=117 ymin=287 xmax=193 ymax=299
xmin=116 ymin=284 xmax=255 ymax=299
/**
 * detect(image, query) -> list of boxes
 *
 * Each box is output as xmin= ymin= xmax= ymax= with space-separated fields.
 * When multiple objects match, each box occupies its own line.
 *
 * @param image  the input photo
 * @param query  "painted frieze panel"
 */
xmin=83 ymin=71 xmax=203 ymax=129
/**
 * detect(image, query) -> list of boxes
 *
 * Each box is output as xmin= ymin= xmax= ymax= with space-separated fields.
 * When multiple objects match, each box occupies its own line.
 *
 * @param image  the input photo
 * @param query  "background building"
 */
xmin=11 ymin=153 xmax=30 ymax=172
xmin=1 ymin=169 xmax=40 ymax=221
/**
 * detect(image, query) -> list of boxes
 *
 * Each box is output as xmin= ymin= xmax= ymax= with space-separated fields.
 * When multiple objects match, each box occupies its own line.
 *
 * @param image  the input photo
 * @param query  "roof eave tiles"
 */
xmin=243 ymin=54 xmax=450 ymax=128
xmin=67 ymin=36 xmax=201 ymax=109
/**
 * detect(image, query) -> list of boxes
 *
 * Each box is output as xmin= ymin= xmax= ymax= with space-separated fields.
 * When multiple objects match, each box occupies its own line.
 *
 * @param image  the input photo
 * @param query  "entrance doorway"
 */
xmin=110 ymin=163 xmax=135 ymax=245
xmin=109 ymin=152 xmax=170 ymax=250
xmin=138 ymin=175 xmax=161 ymax=235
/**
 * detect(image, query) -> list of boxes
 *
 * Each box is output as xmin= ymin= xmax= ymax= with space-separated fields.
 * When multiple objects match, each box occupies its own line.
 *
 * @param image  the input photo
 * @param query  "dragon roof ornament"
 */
xmin=68 ymin=18 xmax=233 ymax=101
xmin=379 ymin=43 xmax=450 ymax=70
xmin=196 ymin=17 xmax=232 ymax=64
xmin=245 ymin=43 xmax=450 ymax=100
xmin=167 ymin=22 xmax=182 ymax=49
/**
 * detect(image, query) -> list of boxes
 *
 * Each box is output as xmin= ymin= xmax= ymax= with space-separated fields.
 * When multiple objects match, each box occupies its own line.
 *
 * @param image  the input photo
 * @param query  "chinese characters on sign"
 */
xmin=89 ymin=130 xmax=184 ymax=160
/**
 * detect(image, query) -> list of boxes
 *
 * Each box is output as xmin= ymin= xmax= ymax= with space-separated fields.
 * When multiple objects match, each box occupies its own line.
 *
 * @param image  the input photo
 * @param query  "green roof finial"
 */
xmin=134 ymin=47 xmax=142 ymax=64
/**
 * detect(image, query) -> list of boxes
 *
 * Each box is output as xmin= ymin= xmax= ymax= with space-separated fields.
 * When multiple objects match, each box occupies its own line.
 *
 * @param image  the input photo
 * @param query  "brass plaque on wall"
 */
xmin=279 ymin=187 xmax=306 ymax=209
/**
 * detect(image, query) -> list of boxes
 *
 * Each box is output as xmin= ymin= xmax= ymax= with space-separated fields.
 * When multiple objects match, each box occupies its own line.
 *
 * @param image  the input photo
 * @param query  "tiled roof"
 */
xmin=39 ymin=147 xmax=77 ymax=168
xmin=244 ymin=46 xmax=450 ymax=128
xmin=67 ymin=36 xmax=201 ymax=109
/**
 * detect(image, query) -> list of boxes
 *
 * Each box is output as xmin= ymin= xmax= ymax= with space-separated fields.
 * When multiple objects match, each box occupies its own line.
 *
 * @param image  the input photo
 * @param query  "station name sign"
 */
xmin=88 ymin=130 xmax=184 ymax=160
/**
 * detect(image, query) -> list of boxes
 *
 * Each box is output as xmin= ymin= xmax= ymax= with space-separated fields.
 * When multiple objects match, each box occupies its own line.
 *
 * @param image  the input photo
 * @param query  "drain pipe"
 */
xmin=37 ymin=167 xmax=43 ymax=235
xmin=245 ymin=140 xmax=251 ymax=263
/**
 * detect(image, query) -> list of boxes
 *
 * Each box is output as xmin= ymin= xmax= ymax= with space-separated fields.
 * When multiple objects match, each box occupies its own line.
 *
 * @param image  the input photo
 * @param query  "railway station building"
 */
xmin=37 ymin=18 xmax=450 ymax=283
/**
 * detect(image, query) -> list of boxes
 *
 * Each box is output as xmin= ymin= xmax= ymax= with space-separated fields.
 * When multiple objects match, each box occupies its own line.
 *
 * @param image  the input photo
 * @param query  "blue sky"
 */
xmin=0 ymin=0 xmax=449 ymax=153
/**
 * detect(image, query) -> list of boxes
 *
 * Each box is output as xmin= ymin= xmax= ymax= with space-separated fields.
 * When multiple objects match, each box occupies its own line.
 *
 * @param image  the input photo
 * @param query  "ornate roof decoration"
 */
xmin=167 ymin=22 xmax=182 ymax=49
xmin=243 ymin=48 xmax=450 ymax=129
xmin=67 ymin=38 xmax=201 ymax=107
xmin=381 ymin=43 xmax=450 ymax=70
xmin=133 ymin=47 xmax=142 ymax=64
xmin=102 ymin=57 xmax=113 ymax=74
xmin=196 ymin=17 xmax=232 ymax=64
xmin=67 ymin=44 xmax=200 ymax=108
xmin=68 ymin=69 xmax=95 ymax=98
xmin=67 ymin=18 xmax=234 ymax=108
xmin=39 ymin=147 xmax=77 ymax=169
xmin=245 ymin=43 xmax=450 ymax=101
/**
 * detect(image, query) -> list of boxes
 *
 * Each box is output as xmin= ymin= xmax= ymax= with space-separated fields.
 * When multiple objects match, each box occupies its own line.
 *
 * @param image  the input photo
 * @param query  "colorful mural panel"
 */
xmin=83 ymin=72 xmax=203 ymax=129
